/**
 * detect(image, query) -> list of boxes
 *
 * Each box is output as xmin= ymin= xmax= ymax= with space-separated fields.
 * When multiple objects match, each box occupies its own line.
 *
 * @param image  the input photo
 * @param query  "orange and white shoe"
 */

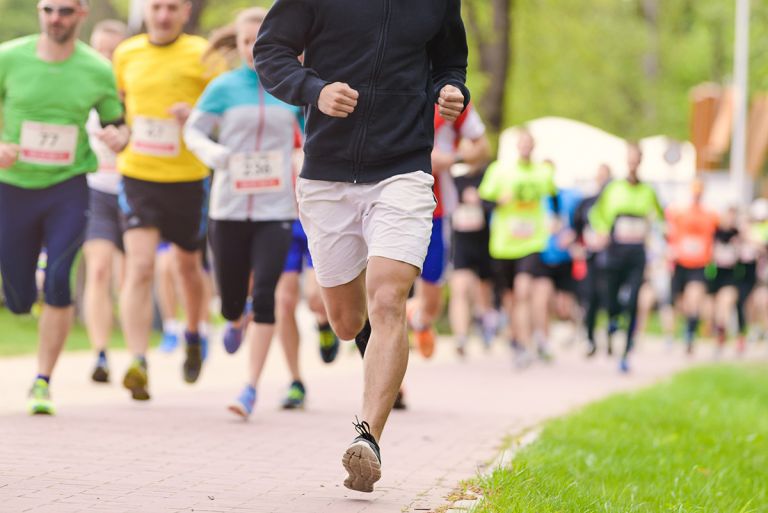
xmin=414 ymin=327 xmax=436 ymax=358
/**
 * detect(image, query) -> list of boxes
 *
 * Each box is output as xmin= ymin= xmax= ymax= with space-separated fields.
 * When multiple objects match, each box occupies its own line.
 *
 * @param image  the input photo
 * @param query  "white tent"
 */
xmin=497 ymin=117 xmax=697 ymax=205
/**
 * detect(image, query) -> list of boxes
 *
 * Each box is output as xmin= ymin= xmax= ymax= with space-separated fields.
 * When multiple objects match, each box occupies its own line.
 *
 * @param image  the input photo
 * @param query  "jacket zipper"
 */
xmin=351 ymin=0 xmax=391 ymax=183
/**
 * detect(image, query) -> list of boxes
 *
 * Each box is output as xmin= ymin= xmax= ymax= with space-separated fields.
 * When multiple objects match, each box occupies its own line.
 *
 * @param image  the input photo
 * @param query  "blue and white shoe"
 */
xmin=228 ymin=384 xmax=256 ymax=419
xmin=223 ymin=323 xmax=245 ymax=355
xmin=619 ymin=357 xmax=630 ymax=374
xmin=159 ymin=331 xmax=179 ymax=353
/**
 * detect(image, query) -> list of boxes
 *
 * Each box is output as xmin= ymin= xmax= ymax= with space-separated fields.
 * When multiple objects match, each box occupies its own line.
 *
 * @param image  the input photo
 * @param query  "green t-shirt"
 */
xmin=0 ymin=35 xmax=123 ymax=189
xmin=478 ymin=160 xmax=557 ymax=259
xmin=589 ymin=179 xmax=664 ymax=243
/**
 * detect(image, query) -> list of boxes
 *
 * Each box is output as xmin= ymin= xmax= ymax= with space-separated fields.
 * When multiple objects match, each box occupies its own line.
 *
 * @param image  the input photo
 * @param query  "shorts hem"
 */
xmin=369 ymin=247 xmax=426 ymax=272
xmin=314 ymin=259 xmax=368 ymax=288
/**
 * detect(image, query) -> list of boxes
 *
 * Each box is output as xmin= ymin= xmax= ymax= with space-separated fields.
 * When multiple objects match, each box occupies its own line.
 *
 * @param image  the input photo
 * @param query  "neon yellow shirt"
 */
xmin=113 ymin=34 xmax=224 ymax=183
xmin=478 ymin=160 xmax=556 ymax=259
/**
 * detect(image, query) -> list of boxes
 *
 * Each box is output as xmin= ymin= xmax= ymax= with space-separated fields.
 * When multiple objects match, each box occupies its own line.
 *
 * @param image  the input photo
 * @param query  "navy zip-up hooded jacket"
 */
xmin=253 ymin=0 xmax=470 ymax=184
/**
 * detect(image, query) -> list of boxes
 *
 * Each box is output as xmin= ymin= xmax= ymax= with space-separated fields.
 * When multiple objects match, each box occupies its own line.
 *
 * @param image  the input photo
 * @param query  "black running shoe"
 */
xmin=342 ymin=418 xmax=381 ymax=492
xmin=392 ymin=388 xmax=407 ymax=410
xmin=183 ymin=343 xmax=202 ymax=384
xmin=354 ymin=319 xmax=371 ymax=358
xmin=91 ymin=358 xmax=110 ymax=383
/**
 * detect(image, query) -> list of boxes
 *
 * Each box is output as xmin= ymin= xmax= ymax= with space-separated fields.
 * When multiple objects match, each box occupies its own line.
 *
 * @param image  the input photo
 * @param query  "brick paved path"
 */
xmin=1 ymin=315 xmax=729 ymax=513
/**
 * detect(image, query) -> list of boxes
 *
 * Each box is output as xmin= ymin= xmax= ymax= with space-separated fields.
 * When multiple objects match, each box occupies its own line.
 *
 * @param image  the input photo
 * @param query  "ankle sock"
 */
xmin=36 ymin=374 xmax=50 ymax=385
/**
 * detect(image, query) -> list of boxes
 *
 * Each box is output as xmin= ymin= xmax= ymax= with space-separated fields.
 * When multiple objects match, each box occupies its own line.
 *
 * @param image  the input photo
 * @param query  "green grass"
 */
xmin=475 ymin=365 xmax=768 ymax=513
xmin=0 ymin=307 xmax=159 ymax=357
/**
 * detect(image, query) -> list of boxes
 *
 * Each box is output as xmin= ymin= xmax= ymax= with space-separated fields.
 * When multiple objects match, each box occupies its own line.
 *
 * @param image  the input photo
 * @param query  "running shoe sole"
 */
xmin=342 ymin=440 xmax=381 ymax=493
xmin=227 ymin=403 xmax=250 ymax=419
xmin=28 ymin=401 xmax=55 ymax=415
xmin=92 ymin=366 xmax=109 ymax=383
xmin=123 ymin=368 xmax=150 ymax=401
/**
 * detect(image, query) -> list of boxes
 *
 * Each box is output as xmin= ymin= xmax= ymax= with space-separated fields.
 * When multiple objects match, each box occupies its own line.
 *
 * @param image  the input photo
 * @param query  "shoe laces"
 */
xmin=353 ymin=416 xmax=377 ymax=445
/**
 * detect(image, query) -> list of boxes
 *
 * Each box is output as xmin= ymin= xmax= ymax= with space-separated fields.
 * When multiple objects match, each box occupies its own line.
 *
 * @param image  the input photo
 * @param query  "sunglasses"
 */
xmin=39 ymin=5 xmax=78 ymax=17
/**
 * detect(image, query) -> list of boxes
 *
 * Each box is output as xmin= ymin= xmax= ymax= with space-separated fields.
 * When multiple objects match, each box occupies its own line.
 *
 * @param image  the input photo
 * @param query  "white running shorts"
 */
xmin=296 ymin=171 xmax=436 ymax=288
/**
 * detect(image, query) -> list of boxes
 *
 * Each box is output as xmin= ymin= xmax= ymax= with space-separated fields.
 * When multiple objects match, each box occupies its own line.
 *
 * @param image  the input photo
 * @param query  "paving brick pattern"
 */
xmin=0 ymin=316 xmax=725 ymax=513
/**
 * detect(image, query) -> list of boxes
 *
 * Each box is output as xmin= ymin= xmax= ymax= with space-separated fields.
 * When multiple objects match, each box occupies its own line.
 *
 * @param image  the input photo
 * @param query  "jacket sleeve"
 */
xmin=184 ymin=109 xmax=231 ymax=170
xmin=427 ymin=0 xmax=470 ymax=108
xmin=252 ymin=0 xmax=328 ymax=107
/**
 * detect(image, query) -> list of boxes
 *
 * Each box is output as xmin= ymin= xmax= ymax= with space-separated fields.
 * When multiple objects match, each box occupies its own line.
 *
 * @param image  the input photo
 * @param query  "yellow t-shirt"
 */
xmin=113 ymin=34 xmax=224 ymax=183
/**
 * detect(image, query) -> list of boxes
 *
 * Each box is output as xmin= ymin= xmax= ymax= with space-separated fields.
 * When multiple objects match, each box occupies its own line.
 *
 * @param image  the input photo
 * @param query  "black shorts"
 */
xmin=493 ymin=253 xmax=546 ymax=290
xmin=452 ymin=231 xmax=492 ymax=280
xmin=86 ymin=189 xmax=124 ymax=252
xmin=708 ymin=267 xmax=738 ymax=295
xmin=671 ymin=264 xmax=707 ymax=300
xmin=543 ymin=261 xmax=576 ymax=293
xmin=119 ymin=176 xmax=209 ymax=252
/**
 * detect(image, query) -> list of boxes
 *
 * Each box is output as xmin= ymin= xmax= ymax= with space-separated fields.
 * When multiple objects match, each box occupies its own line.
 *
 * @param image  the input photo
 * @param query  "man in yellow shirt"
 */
xmin=113 ymin=0 xmax=221 ymax=400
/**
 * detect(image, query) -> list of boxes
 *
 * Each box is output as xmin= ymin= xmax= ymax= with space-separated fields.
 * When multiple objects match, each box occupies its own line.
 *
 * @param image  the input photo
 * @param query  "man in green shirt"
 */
xmin=0 ymin=0 xmax=128 ymax=415
xmin=478 ymin=129 xmax=559 ymax=367
xmin=589 ymin=142 xmax=664 ymax=373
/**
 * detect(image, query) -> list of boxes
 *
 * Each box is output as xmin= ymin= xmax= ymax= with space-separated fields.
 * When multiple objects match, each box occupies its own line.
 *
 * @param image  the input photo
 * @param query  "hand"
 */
xmin=437 ymin=85 xmax=464 ymax=122
xmin=318 ymin=83 xmax=359 ymax=118
xmin=431 ymin=149 xmax=455 ymax=174
xmin=96 ymin=125 xmax=130 ymax=153
xmin=0 ymin=143 xmax=19 ymax=169
xmin=168 ymin=103 xmax=193 ymax=126
xmin=462 ymin=186 xmax=480 ymax=205
xmin=557 ymin=228 xmax=577 ymax=249
xmin=497 ymin=191 xmax=513 ymax=207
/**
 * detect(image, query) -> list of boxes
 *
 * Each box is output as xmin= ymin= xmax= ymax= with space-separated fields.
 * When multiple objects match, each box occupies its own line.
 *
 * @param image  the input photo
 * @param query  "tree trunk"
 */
xmin=185 ymin=0 xmax=208 ymax=34
xmin=465 ymin=0 xmax=513 ymax=133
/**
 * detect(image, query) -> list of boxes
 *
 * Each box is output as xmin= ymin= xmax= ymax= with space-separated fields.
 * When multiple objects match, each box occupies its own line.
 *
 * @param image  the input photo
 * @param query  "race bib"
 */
xmin=131 ymin=117 xmax=180 ymax=157
xmin=19 ymin=121 xmax=78 ymax=166
xmin=509 ymin=218 xmax=537 ymax=239
xmin=452 ymin=204 xmax=485 ymax=232
xmin=614 ymin=217 xmax=648 ymax=244
xmin=714 ymin=242 xmax=739 ymax=268
xmin=679 ymin=236 xmax=705 ymax=259
xmin=90 ymin=136 xmax=117 ymax=173
xmin=230 ymin=151 xmax=285 ymax=195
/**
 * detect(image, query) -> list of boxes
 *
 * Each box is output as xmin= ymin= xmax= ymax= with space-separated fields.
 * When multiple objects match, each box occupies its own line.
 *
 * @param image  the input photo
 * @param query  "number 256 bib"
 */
xmin=229 ymin=151 xmax=285 ymax=195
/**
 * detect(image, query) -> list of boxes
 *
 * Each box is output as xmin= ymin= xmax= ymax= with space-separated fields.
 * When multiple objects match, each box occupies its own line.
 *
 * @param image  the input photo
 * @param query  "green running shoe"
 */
xmin=281 ymin=380 xmax=306 ymax=410
xmin=123 ymin=360 xmax=150 ymax=401
xmin=27 ymin=379 xmax=55 ymax=416
xmin=319 ymin=327 xmax=340 ymax=364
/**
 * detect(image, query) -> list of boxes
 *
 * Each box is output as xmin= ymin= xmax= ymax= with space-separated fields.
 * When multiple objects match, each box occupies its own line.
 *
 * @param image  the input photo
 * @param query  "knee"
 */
xmin=86 ymin=260 xmax=112 ymax=287
xmin=275 ymin=287 xmax=299 ymax=318
xmin=251 ymin=288 xmax=276 ymax=325
xmin=6 ymin=295 xmax=35 ymax=315
xmin=126 ymin=256 xmax=155 ymax=284
xmin=175 ymin=254 xmax=200 ymax=279
xmin=307 ymin=291 xmax=325 ymax=316
xmin=328 ymin=307 xmax=366 ymax=340
xmin=368 ymin=285 xmax=408 ymax=326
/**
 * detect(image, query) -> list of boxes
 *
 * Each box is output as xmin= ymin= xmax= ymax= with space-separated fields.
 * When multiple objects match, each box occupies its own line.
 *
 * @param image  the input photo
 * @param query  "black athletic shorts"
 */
xmin=671 ymin=264 xmax=707 ymax=300
xmin=543 ymin=261 xmax=576 ymax=294
xmin=452 ymin=231 xmax=492 ymax=280
xmin=119 ymin=176 xmax=209 ymax=252
xmin=707 ymin=267 xmax=738 ymax=295
xmin=493 ymin=253 xmax=546 ymax=290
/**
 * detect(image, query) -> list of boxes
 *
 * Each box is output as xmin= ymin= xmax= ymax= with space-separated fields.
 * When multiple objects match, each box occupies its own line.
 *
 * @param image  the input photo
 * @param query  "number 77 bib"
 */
xmin=19 ymin=121 xmax=78 ymax=166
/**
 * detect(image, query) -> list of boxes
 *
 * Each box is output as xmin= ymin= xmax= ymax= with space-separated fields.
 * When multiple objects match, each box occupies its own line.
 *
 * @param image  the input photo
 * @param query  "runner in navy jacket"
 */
xmin=254 ymin=0 xmax=470 ymax=494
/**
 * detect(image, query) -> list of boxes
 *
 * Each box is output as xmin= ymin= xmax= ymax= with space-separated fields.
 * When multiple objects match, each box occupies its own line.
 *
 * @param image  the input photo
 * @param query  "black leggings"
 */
xmin=208 ymin=219 xmax=293 ymax=324
xmin=606 ymin=251 xmax=646 ymax=356
xmin=583 ymin=257 xmax=608 ymax=344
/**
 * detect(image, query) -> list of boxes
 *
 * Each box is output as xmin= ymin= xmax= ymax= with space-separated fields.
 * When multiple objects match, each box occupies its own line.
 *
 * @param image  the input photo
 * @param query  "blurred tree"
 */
xmin=464 ymin=0 xmax=512 ymax=134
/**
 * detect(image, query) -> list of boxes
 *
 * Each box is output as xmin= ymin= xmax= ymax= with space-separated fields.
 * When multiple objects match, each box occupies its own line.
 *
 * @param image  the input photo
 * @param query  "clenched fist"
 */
xmin=0 ymin=143 xmax=19 ymax=169
xmin=437 ymin=85 xmax=464 ymax=122
xmin=96 ymin=125 xmax=131 ymax=153
xmin=318 ymin=83 xmax=359 ymax=118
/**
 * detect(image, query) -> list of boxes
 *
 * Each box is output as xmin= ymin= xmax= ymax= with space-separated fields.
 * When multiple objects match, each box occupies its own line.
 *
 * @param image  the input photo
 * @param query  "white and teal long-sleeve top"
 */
xmin=185 ymin=65 xmax=303 ymax=222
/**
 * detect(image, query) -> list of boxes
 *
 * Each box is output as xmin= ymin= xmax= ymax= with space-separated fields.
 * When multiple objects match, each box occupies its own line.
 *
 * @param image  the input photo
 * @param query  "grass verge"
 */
xmin=474 ymin=365 xmax=768 ymax=513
